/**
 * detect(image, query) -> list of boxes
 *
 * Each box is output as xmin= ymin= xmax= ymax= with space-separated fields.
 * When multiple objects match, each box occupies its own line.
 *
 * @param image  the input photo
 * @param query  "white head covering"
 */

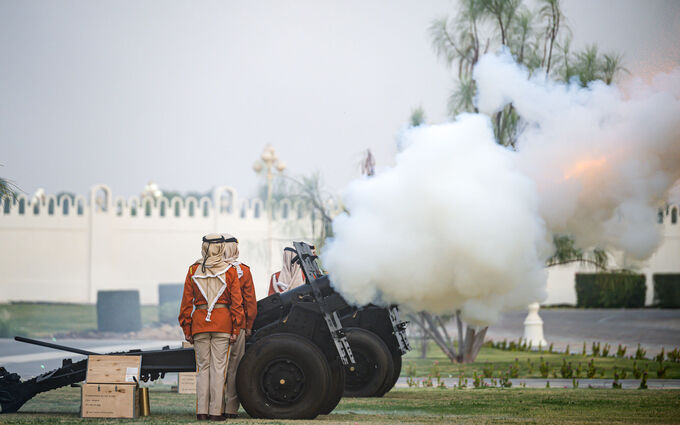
xmin=192 ymin=233 xmax=234 ymax=322
xmin=277 ymin=247 xmax=306 ymax=292
xmin=220 ymin=233 xmax=243 ymax=278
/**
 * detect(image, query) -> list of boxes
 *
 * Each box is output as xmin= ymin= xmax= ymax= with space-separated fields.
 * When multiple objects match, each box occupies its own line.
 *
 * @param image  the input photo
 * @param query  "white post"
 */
xmin=523 ymin=302 xmax=547 ymax=349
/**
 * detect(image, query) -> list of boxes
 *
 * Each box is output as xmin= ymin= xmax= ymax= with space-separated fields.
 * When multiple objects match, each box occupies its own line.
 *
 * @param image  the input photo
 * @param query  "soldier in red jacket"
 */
xmin=221 ymin=235 xmax=257 ymax=418
xmin=178 ymin=234 xmax=244 ymax=421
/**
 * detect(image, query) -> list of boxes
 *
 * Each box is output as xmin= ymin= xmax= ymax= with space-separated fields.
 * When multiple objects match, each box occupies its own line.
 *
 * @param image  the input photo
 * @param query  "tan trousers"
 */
xmin=194 ymin=332 xmax=230 ymax=416
xmin=224 ymin=329 xmax=246 ymax=414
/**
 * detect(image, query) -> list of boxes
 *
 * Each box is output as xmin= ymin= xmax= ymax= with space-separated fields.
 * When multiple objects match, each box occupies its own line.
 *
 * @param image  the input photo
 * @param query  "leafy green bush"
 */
xmin=575 ymin=273 xmax=646 ymax=308
xmin=539 ymin=357 xmax=550 ymax=378
xmin=616 ymin=344 xmax=627 ymax=358
xmin=653 ymin=274 xmax=680 ymax=308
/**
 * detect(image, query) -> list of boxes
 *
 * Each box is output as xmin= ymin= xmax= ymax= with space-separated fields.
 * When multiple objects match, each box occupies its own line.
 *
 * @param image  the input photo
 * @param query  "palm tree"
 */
xmin=428 ymin=0 xmax=486 ymax=81
xmin=417 ymin=0 xmax=628 ymax=363
xmin=538 ymin=0 xmax=564 ymax=75
xmin=574 ymin=44 xmax=601 ymax=86
xmin=602 ymin=53 xmax=629 ymax=85
xmin=508 ymin=8 xmax=538 ymax=68
xmin=480 ymin=0 xmax=521 ymax=46
xmin=275 ymin=173 xmax=340 ymax=247
xmin=553 ymin=35 xmax=575 ymax=82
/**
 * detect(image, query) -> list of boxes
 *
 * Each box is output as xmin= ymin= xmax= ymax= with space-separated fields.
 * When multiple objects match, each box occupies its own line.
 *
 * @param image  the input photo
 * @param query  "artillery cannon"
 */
xmin=0 ymin=337 xmax=196 ymax=414
xmin=0 ymin=242 xmax=410 ymax=419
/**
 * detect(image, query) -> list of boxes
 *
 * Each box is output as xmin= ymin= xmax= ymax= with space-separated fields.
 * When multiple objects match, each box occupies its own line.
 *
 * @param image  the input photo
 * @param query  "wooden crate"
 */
xmin=178 ymin=341 xmax=196 ymax=394
xmin=82 ymin=355 xmax=142 ymax=418
xmin=87 ymin=355 xmax=141 ymax=384
xmin=82 ymin=383 xmax=139 ymax=418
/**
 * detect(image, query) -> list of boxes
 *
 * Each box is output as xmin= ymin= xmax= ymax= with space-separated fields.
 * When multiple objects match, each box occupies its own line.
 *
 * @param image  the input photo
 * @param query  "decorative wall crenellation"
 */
xmin=0 ymin=184 xmax=316 ymax=221
xmin=0 ymin=184 xmax=323 ymax=303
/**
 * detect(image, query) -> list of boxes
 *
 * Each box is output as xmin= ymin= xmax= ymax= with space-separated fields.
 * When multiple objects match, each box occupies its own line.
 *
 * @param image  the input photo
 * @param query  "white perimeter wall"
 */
xmin=0 ymin=185 xmax=319 ymax=304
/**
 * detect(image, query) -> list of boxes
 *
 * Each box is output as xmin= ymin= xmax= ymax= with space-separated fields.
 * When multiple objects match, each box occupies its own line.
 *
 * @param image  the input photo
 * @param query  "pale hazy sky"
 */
xmin=1 ymin=0 xmax=679 ymax=199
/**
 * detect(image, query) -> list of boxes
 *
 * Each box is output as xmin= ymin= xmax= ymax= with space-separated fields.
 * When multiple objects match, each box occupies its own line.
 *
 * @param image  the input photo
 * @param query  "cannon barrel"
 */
xmin=14 ymin=336 xmax=100 ymax=356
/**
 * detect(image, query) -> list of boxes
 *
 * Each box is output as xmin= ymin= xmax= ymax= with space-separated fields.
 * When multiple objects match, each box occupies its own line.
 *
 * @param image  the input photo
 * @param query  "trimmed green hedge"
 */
xmin=653 ymin=274 xmax=680 ymax=308
xmin=575 ymin=273 xmax=646 ymax=308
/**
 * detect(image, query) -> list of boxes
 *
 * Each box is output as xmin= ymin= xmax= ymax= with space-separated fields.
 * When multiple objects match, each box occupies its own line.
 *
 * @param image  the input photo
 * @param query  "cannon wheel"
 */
xmin=374 ymin=351 xmax=402 ymax=397
xmin=343 ymin=328 xmax=394 ymax=397
xmin=318 ymin=358 xmax=345 ymax=415
xmin=236 ymin=333 xmax=331 ymax=419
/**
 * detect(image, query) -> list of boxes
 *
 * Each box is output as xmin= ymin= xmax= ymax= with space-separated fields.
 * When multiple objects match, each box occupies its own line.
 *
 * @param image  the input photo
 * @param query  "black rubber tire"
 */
xmin=343 ymin=328 xmax=394 ymax=397
xmin=374 ymin=351 xmax=402 ymax=397
xmin=318 ymin=358 xmax=345 ymax=415
xmin=236 ymin=333 xmax=331 ymax=419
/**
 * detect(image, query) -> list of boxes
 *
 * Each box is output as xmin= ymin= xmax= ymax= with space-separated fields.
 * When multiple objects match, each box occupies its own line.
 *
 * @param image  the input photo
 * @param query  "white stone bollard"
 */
xmin=523 ymin=302 xmax=547 ymax=349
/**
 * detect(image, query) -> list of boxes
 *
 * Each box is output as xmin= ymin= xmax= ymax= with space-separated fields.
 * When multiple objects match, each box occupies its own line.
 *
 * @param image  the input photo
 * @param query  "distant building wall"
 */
xmin=545 ymin=204 xmax=680 ymax=305
xmin=1 ymin=185 xmax=678 ymax=306
xmin=0 ymin=184 xmax=319 ymax=304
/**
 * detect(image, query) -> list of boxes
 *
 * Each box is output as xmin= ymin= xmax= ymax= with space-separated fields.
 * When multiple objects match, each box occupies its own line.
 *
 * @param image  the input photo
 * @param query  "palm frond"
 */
xmin=447 ymin=77 xmax=477 ymax=116
xmin=601 ymin=53 xmax=629 ymax=85
xmin=0 ymin=177 xmax=18 ymax=201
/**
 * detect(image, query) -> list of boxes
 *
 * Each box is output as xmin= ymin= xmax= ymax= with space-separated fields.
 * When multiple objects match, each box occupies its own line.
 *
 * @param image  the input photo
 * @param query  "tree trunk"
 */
xmin=420 ymin=325 xmax=428 ymax=359
xmin=407 ymin=311 xmax=487 ymax=363
xmin=461 ymin=326 xmax=488 ymax=363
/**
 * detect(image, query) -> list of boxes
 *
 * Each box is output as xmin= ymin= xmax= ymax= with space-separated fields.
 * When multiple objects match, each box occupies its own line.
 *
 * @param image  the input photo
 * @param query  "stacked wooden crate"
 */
xmin=81 ymin=355 xmax=141 ymax=418
xmin=178 ymin=341 xmax=197 ymax=394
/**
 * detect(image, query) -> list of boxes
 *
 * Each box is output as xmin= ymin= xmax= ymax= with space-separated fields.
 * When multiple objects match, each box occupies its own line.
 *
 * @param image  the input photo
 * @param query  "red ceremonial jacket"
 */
xmin=178 ymin=264 xmax=244 ymax=339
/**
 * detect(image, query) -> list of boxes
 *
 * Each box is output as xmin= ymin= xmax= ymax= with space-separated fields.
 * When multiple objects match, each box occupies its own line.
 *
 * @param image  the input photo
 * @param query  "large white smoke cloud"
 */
xmin=323 ymin=52 xmax=680 ymax=325
xmin=475 ymin=54 xmax=680 ymax=259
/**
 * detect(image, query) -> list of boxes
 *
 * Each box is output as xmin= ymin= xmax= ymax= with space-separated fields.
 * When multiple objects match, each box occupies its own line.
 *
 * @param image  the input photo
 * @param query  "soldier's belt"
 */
xmin=195 ymin=303 xmax=229 ymax=310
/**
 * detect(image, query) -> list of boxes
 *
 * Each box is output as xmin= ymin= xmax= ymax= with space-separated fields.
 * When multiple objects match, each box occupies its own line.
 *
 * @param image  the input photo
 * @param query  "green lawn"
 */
xmin=0 ymin=303 xmax=159 ymax=337
xmin=403 ymin=342 xmax=680 ymax=379
xmin=2 ymin=386 xmax=678 ymax=424
xmin=2 ymin=303 xmax=678 ymax=381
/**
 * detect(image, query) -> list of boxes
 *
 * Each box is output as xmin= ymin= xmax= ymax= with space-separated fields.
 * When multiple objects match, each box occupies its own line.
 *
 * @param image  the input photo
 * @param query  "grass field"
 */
xmin=0 ymin=303 xmax=159 ymax=337
xmin=404 ymin=342 xmax=680 ymax=380
xmin=2 ymin=386 xmax=679 ymax=424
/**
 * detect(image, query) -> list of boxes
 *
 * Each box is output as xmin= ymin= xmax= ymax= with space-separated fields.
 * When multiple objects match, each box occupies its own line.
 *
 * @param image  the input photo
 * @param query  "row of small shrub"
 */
xmin=406 ymin=360 xmax=655 ymax=389
xmin=488 ymin=338 xmax=680 ymax=363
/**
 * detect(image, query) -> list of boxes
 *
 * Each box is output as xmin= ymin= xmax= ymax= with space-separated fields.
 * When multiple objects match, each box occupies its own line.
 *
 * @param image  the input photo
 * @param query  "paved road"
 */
xmin=0 ymin=338 xmax=181 ymax=379
xmin=486 ymin=308 xmax=680 ymax=354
